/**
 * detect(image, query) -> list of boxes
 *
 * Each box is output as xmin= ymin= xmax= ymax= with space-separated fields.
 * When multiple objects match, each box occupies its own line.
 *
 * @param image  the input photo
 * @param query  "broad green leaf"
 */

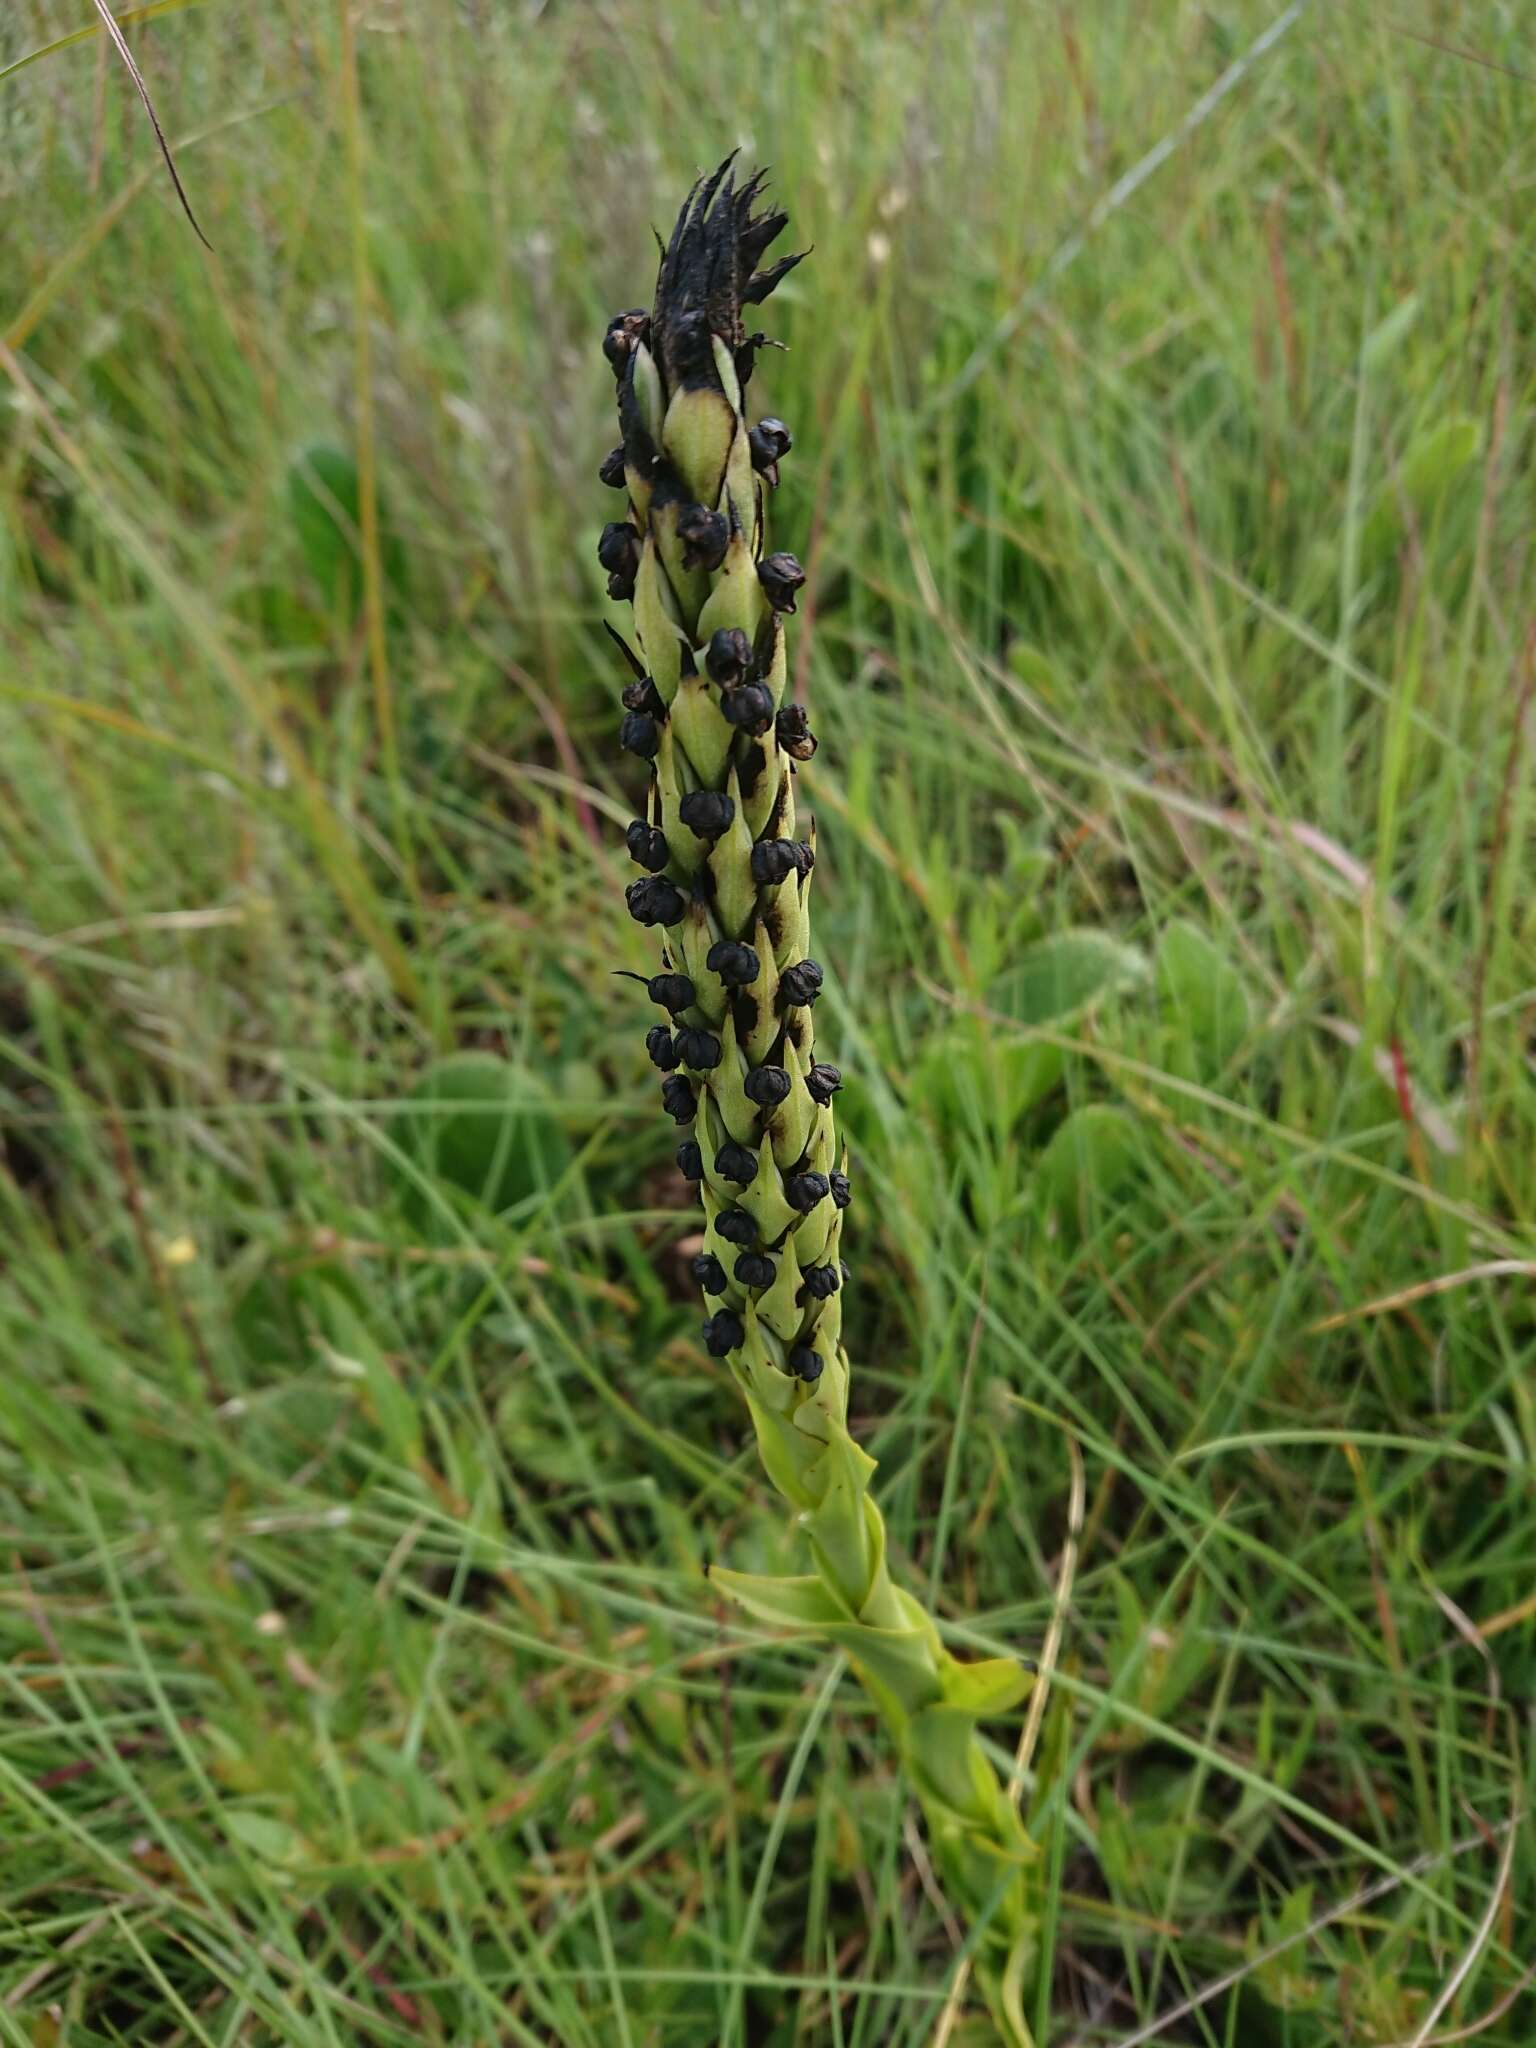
xmin=396 ymin=1052 xmax=572 ymax=1217
xmin=1036 ymin=1103 xmax=1142 ymax=1230
xmin=940 ymin=1654 xmax=1033 ymax=1719
xmin=991 ymin=930 xmax=1147 ymax=1029
xmin=1154 ymin=917 xmax=1251 ymax=1077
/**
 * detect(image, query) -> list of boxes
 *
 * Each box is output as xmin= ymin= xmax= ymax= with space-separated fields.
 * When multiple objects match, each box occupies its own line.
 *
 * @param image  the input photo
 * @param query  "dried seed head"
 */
xmin=750 ymin=838 xmax=814 ymax=885
xmin=701 ymin=1310 xmax=745 ymax=1357
xmin=677 ymin=503 xmax=730 ymax=573
xmin=598 ymin=444 xmax=628 ymax=489
xmin=706 ymin=627 xmax=753 ymax=686
xmin=691 ymin=1250 xmax=727 ymax=1294
xmin=620 ymin=710 xmax=660 ymax=760
xmin=721 ymin=682 xmax=774 ymax=734
xmin=715 ymin=1141 xmax=757 ymax=1184
xmin=716 ymin=1207 xmax=757 ymax=1246
xmin=785 ymin=1170 xmax=829 ymax=1213
xmin=748 ymin=418 xmax=793 ymax=481
xmin=734 ymin=1250 xmax=776 ymax=1289
xmin=706 ymin=939 xmax=760 ymax=987
xmin=626 ymin=876 xmax=686 ymax=927
xmin=800 ymin=1262 xmax=840 ymax=1301
xmin=743 ymin=1064 xmax=792 ymax=1108
xmin=626 ymin=819 xmax=669 ymax=871
xmin=647 ymin=972 xmax=695 ymax=1013
xmin=677 ymin=1139 xmax=704 ymax=1181
xmin=829 ymin=1169 xmax=852 ymax=1210
xmin=660 ymin=1074 xmax=696 ymax=1124
xmin=805 ymin=1061 xmax=842 ymax=1105
xmin=621 ymin=675 xmax=664 ymax=715
xmin=603 ymin=307 xmax=650 ymax=373
xmin=645 ymin=1024 xmax=679 ymax=1071
xmin=675 ymin=1025 xmax=722 ymax=1071
xmin=679 ymin=789 xmax=735 ymax=839
xmin=789 ymin=1343 xmax=824 ymax=1383
xmin=779 ymin=959 xmax=823 ymax=1007
xmin=775 ymin=704 xmax=818 ymax=760
xmin=758 ymin=551 xmax=806 ymax=613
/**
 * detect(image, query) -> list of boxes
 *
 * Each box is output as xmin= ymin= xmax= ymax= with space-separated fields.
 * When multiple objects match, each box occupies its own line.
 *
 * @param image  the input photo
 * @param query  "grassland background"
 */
xmin=2 ymin=2 xmax=1535 ymax=2042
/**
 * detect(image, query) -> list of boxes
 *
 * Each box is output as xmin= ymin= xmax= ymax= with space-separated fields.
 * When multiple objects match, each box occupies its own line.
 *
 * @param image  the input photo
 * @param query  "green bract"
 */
xmin=604 ymin=160 xmax=1038 ymax=2043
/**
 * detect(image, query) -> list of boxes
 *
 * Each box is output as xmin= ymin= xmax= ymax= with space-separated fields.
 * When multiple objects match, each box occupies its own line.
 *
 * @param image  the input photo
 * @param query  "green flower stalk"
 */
xmin=601 ymin=160 xmax=1038 ymax=2042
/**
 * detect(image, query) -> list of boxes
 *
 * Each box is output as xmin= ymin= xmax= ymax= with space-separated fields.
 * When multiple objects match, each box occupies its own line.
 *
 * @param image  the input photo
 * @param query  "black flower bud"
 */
xmin=677 ymin=503 xmax=729 ymax=573
xmin=647 ymin=972 xmax=695 ymax=1012
xmin=619 ymin=712 xmax=659 ymax=760
xmin=645 ymin=1024 xmax=679 ymax=1071
xmin=721 ymin=682 xmax=774 ymax=734
xmin=785 ymin=1171 xmax=829 ymax=1213
xmin=677 ymin=1140 xmax=704 ymax=1182
xmin=701 ymin=1310 xmax=745 ymax=1357
xmin=598 ymin=521 xmax=641 ymax=578
xmin=751 ymin=838 xmax=815 ymax=886
xmin=776 ymin=704 xmax=818 ymax=760
xmin=691 ymin=1251 xmax=727 ymax=1294
xmin=706 ymin=627 xmax=752 ymax=686
xmin=734 ymin=1251 xmax=776 ymax=1289
xmin=599 ymin=444 xmax=628 ymax=489
xmin=675 ymin=1026 xmax=722 ymax=1071
xmin=758 ymin=551 xmax=806 ymax=613
xmin=715 ymin=1141 xmax=757 ymax=1184
xmin=789 ymin=1343 xmax=824 ymax=1383
xmin=805 ymin=1062 xmax=842 ymax=1106
xmin=779 ymin=959 xmax=823 ymax=1007
xmin=679 ymin=789 xmax=735 ymax=839
xmin=748 ymin=418 xmax=793 ymax=480
xmin=621 ymin=674 xmax=664 ymax=716
xmin=706 ymin=939 xmax=760 ymax=986
xmin=716 ymin=1208 xmax=757 ymax=1247
xmin=743 ymin=1064 xmax=792 ymax=1108
xmin=800 ymin=1262 xmax=840 ymax=1301
xmin=626 ymin=876 xmax=685 ymax=927
xmin=607 ymin=570 xmax=636 ymax=603
xmin=829 ymin=1170 xmax=852 ymax=1210
xmin=603 ymin=308 xmax=650 ymax=373
xmin=660 ymin=1075 xmax=696 ymax=1124
xmin=626 ymin=819 xmax=669 ymax=872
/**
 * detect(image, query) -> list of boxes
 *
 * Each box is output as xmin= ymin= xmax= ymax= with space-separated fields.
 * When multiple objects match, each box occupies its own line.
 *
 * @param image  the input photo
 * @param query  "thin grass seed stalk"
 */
xmin=601 ymin=160 xmax=1038 ymax=2042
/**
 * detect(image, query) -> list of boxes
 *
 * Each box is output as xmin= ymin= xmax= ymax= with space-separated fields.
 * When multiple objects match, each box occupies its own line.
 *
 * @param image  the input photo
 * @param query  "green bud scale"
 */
xmin=601 ymin=158 xmax=1038 ymax=2043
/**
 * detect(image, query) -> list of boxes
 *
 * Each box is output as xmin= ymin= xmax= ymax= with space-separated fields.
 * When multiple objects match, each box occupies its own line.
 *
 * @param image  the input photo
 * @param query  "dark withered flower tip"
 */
xmin=735 ymin=1251 xmax=776 ymax=1289
xmin=626 ymin=876 xmax=685 ymax=927
xmin=830 ymin=1169 xmax=852 ymax=1210
xmin=646 ymin=1023 xmax=679 ymax=1071
xmin=598 ymin=520 xmax=641 ymax=576
xmin=779 ymin=959 xmax=823 ymax=1007
xmin=706 ymin=627 xmax=752 ymax=686
xmin=607 ymin=571 xmax=637 ymax=603
xmin=748 ymin=418 xmax=793 ymax=473
xmin=660 ymin=1074 xmax=696 ymax=1124
xmin=621 ymin=674 xmax=664 ymax=716
xmin=675 ymin=1025 xmax=722 ymax=1071
xmin=691 ymin=1250 xmax=726 ymax=1293
xmin=776 ymin=703 xmax=818 ymax=760
xmin=805 ymin=1061 xmax=842 ymax=1105
xmin=679 ymin=789 xmax=735 ymax=839
xmin=603 ymin=307 xmax=650 ymax=372
xmin=701 ymin=1310 xmax=745 ymax=1357
xmin=647 ymin=971 xmax=695 ymax=1012
xmin=677 ymin=503 xmax=729 ymax=573
xmin=620 ymin=710 xmax=660 ymax=760
xmin=706 ymin=939 xmax=760 ymax=987
xmin=800 ymin=1262 xmax=840 ymax=1301
xmin=716 ymin=1207 xmax=757 ymax=1246
xmin=677 ymin=1140 xmax=704 ymax=1181
xmin=715 ymin=1141 xmax=757 ymax=1184
xmin=626 ymin=819 xmax=669 ymax=872
xmin=721 ymin=682 xmax=773 ymax=733
xmin=599 ymin=445 xmax=628 ymax=489
xmin=785 ymin=1171 xmax=829 ymax=1213
xmin=758 ymin=551 xmax=805 ymax=613
xmin=789 ymin=1342 xmax=824 ymax=1383
xmin=750 ymin=837 xmax=814 ymax=886
xmin=743 ymin=1064 xmax=792 ymax=1108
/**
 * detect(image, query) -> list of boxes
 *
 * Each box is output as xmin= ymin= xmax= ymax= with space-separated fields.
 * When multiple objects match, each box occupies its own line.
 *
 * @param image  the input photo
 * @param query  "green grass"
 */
xmin=2 ymin=1 xmax=1535 ymax=2040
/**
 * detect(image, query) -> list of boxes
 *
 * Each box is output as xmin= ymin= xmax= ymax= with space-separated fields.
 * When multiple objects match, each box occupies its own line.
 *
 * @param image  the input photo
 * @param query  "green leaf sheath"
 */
xmin=604 ymin=161 xmax=1037 ymax=2041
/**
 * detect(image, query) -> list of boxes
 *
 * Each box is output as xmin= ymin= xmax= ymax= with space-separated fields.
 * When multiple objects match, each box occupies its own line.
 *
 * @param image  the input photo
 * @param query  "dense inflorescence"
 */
xmin=602 ymin=158 xmax=848 ymax=1407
